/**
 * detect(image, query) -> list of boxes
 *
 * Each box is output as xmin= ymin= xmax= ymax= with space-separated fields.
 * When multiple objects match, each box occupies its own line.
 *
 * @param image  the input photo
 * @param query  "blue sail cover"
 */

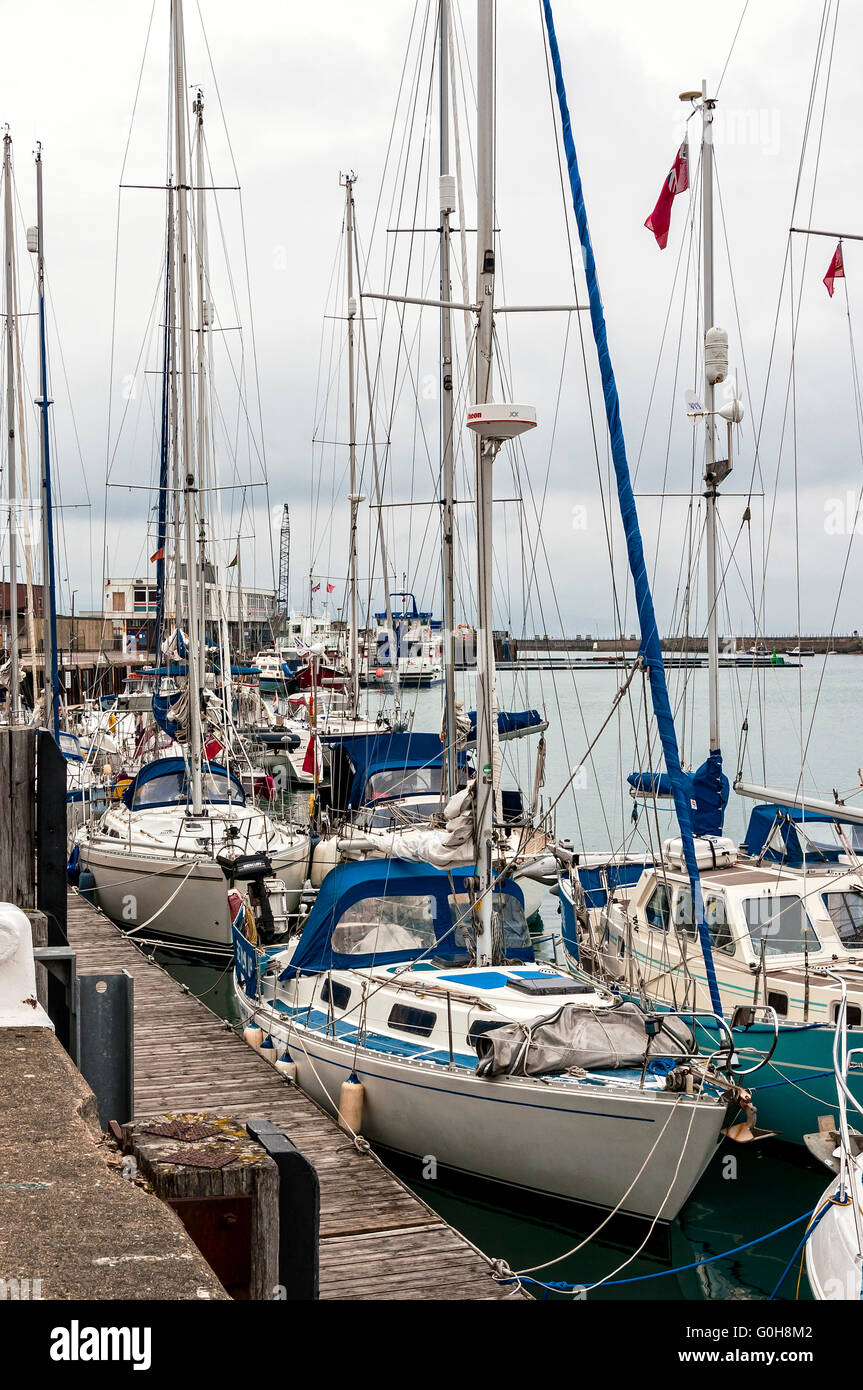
xmin=152 ymin=690 xmax=185 ymax=740
xmin=466 ymin=708 xmax=545 ymax=741
xmin=543 ymin=1 xmax=722 ymax=1014
xmin=627 ymin=750 xmax=729 ymax=836
xmin=279 ymin=859 xmax=530 ymax=977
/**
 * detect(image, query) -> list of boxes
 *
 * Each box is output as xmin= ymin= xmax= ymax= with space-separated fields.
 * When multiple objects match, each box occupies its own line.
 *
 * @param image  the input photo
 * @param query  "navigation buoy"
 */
xmin=338 ymin=1071 xmax=364 ymax=1134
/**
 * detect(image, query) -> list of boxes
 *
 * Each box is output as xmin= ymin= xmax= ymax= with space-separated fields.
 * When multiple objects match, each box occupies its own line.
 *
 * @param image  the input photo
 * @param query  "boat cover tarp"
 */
xmin=152 ymin=689 xmax=186 ymax=741
xmin=542 ymin=0 xmax=723 ymax=1014
xmin=279 ymin=858 xmax=530 ymax=978
xmin=627 ymin=750 xmax=729 ymax=836
xmin=474 ymin=1000 xmax=694 ymax=1078
xmin=323 ymin=731 xmax=459 ymax=811
xmin=337 ymin=780 xmax=476 ymax=869
xmin=743 ymin=803 xmax=851 ymax=865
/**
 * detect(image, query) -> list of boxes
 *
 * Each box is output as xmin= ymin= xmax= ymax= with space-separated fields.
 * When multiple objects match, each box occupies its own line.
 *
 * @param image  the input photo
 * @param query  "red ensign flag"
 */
xmin=823 ymin=242 xmax=845 ymax=298
xmin=645 ymin=139 xmax=689 ymax=250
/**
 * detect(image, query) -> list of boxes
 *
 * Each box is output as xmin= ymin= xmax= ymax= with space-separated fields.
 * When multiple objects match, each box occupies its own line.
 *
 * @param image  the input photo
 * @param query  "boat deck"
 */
xmin=65 ymin=889 xmax=524 ymax=1300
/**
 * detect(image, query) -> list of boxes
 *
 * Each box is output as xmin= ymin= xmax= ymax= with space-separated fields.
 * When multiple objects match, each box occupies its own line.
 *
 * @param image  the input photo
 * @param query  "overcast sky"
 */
xmin=2 ymin=0 xmax=861 ymax=639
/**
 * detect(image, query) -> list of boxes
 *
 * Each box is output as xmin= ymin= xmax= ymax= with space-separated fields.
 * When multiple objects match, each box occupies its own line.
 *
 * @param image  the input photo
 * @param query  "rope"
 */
xmin=769 ymin=1192 xmax=847 ymax=1300
xmin=499 ymin=1203 xmax=824 ymax=1296
xmin=116 ymin=862 xmax=199 ymax=936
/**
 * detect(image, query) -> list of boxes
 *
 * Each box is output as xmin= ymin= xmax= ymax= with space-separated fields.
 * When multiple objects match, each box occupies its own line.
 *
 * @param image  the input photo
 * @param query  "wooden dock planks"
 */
xmin=65 ymin=890 xmax=524 ymax=1300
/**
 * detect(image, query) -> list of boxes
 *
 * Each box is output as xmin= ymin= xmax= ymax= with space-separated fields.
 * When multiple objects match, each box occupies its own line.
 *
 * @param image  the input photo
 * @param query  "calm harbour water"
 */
xmin=162 ymin=654 xmax=860 ymax=1300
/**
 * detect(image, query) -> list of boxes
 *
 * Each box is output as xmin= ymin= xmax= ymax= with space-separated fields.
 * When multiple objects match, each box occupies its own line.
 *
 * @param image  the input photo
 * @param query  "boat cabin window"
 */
xmin=331 ymin=894 xmax=438 ymax=956
xmin=824 ymin=890 xmax=863 ymax=949
xmin=365 ymin=766 xmax=442 ymax=802
xmin=320 ymin=977 xmax=351 ymax=1011
xmin=387 ymin=1003 xmax=437 ymax=1038
xmin=742 ymin=894 xmax=819 ymax=957
xmin=448 ymin=891 xmax=531 ymax=953
xmin=645 ymin=884 xmax=670 ymax=931
xmin=673 ymin=889 xmax=735 ymax=953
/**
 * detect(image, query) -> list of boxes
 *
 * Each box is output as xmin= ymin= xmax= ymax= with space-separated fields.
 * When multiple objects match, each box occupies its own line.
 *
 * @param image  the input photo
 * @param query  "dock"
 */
xmin=65 ymin=888 xmax=523 ymax=1301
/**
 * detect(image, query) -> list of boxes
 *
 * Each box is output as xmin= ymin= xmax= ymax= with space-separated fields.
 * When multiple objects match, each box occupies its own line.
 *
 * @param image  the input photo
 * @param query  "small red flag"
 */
xmin=301 ymin=734 xmax=318 ymax=777
xmin=326 ymin=582 xmax=335 ymax=593
xmin=645 ymin=139 xmax=689 ymax=250
xmin=823 ymin=242 xmax=845 ymax=297
xmin=150 ymin=546 xmax=165 ymax=563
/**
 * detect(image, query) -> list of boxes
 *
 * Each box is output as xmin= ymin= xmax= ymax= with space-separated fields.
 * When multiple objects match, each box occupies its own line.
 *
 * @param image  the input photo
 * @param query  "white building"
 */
xmin=105 ymin=568 xmax=277 ymax=655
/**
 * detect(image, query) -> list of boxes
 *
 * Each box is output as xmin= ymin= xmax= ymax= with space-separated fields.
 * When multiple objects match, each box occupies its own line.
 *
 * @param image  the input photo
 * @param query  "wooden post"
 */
xmin=122 ymin=1113 xmax=280 ymax=1300
xmin=36 ymin=729 xmax=67 ymax=938
xmin=0 ymin=727 xmax=36 ymax=907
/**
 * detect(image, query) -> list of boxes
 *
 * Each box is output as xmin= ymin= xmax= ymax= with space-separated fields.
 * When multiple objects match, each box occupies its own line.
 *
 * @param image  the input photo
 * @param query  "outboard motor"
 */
xmin=216 ymin=847 xmax=288 ymax=944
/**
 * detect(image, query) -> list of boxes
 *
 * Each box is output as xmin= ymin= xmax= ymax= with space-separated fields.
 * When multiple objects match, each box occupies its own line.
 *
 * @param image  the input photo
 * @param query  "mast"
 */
xmin=472 ymin=0 xmax=497 ymax=965
xmin=700 ymin=78 xmax=727 ymax=757
xmin=154 ymin=179 xmax=173 ymax=671
xmin=3 ymin=134 xmax=19 ymax=724
xmin=236 ymin=530 xmax=243 ymax=656
xmin=193 ymin=88 xmax=210 ymax=701
xmin=343 ymin=172 xmax=361 ymax=716
xmin=439 ymin=0 xmax=458 ymax=798
xmin=34 ymin=145 xmax=59 ymax=740
xmin=168 ymin=181 xmax=181 ymax=636
xmin=171 ymin=0 xmax=203 ymax=812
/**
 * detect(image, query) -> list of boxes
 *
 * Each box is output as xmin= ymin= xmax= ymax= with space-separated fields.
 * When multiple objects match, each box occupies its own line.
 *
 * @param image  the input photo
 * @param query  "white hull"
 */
xmin=80 ymin=840 xmax=308 ymax=950
xmin=240 ymin=999 xmax=724 ymax=1221
xmin=806 ymin=1169 xmax=863 ymax=1300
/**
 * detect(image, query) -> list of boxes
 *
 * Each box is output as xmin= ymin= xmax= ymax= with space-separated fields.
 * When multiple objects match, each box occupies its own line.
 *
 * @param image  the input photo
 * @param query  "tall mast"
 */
xmin=168 ymin=180 xmax=181 ymax=635
xmin=171 ymin=0 xmax=203 ymax=811
xmin=154 ymin=179 xmax=173 ymax=671
xmin=701 ymin=78 xmax=723 ymax=756
xmin=3 ymin=134 xmax=19 ymax=724
xmin=439 ymin=0 xmax=458 ymax=799
xmin=236 ymin=529 xmax=243 ymax=655
xmin=343 ymin=172 xmax=361 ymax=716
xmin=193 ymin=88 xmax=209 ymax=700
xmin=34 ymin=144 xmax=59 ymax=740
xmin=473 ymin=0 xmax=497 ymax=965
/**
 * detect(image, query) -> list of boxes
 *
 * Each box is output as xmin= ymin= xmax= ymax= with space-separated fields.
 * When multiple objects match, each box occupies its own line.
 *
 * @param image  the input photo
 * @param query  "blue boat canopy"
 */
xmin=121 ymin=755 xmax=245 ymax=811
xmin=743 ymin=803 xmax=859 ymax=865
xmin=279 ymin=859 xmax=531 ymax=977
xmin=323 ymin=731 xmax=464 ymax=812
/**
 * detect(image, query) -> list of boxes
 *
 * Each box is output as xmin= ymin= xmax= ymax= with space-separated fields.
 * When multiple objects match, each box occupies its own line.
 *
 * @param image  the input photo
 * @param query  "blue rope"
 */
xmin=750 ymin=1068 xmax=835 ymax=1093
xmin=768 ymin=1192 xmax=845 ymax=1300
xmin=541 ymin=0 xmax=722 ymax=1016
xmin=499 ymin=1205 xmax=819 ymax=1295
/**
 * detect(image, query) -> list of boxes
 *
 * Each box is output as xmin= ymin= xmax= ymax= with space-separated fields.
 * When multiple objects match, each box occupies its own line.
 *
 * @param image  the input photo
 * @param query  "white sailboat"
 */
xmin=232 ymin=0 xmax=735 ymax=1223
xmin=76 ymin=0 xmax=308 ymax=955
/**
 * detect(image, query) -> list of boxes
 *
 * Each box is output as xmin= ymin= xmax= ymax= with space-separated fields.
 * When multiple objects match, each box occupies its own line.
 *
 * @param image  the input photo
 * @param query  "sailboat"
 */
xmin=804 ymin=975 xmax=863 ymax=1300
xmin=557 ymin=78 xmax=863 ymax=1143
xmin=75 ymin=0 xmax=308 ymax=955
xmin=232 ymin=0 xmax=736 ymax=1224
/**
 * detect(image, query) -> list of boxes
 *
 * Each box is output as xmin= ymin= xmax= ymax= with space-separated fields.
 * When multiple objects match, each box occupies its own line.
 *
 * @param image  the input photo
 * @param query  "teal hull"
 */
xmin=707 ymin=1018 xmax=863 ymax=1143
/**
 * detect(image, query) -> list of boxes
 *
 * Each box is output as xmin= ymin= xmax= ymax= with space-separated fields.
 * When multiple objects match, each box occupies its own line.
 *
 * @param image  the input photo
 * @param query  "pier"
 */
xmin=64 ymin=889 xmax=522 ymax=1301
